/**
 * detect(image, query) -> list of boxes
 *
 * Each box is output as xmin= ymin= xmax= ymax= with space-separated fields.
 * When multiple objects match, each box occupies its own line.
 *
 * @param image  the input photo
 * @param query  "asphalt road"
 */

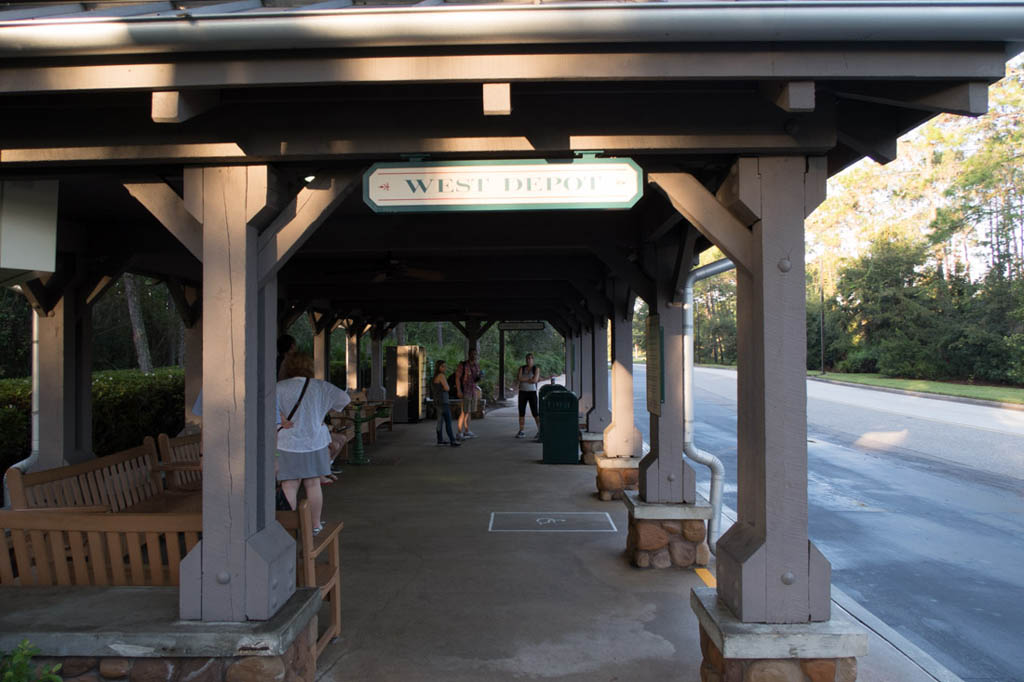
xmin=627 ymin=364 xmax=1024 ymax=682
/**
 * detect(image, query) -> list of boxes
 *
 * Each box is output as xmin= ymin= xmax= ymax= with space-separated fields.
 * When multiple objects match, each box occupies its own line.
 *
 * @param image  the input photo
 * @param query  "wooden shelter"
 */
xmin=1 ymin=0 xmax=1022 ymax=674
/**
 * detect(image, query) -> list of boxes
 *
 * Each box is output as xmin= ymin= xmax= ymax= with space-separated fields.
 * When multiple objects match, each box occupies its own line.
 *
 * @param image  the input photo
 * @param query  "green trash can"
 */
xmin=537 ymin=383 xmax=568 ymax=439
xmin=541 ymin=389 xmax=580 ymax=464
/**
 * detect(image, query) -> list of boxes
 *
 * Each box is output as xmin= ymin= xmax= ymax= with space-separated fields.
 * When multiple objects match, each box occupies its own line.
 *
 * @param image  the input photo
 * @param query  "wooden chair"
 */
xmin=276 ymin=499 xmax=343 ymax=660
xmin=5 ymin=441 xmax=163 ymax=513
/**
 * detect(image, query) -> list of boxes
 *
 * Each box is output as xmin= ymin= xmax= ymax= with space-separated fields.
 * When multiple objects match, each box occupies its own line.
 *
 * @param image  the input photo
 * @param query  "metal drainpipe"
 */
xmin=682 ymin=258 xmax=734 ymax=555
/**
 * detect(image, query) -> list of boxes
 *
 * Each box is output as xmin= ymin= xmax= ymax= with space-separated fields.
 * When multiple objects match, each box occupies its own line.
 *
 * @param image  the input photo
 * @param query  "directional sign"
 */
xmin=363 ymin=158 xmax=643 ymax=213
xmin=498 ymin=321 xmax=545 ymax=331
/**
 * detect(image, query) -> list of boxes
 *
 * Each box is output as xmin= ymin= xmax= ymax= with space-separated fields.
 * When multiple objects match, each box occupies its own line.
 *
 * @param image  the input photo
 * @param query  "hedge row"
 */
xmin=0 ymin=368 xmax=185 ymax=476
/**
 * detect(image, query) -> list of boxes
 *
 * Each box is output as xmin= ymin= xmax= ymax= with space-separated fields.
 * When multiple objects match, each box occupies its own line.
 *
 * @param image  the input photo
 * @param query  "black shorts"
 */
xmin=518 ymin=390 xmax=538 ymax=417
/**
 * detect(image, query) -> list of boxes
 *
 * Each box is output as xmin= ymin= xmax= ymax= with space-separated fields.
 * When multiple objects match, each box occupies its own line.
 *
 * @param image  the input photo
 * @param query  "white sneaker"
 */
xmin=464 ymin=431 xmax=477 ymax=439
xmin=515 ymin=430 xmax=526 ymax=439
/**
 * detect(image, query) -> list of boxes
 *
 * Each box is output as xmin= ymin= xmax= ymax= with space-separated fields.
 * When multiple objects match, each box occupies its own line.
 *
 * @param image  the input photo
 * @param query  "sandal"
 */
xmin=320 ymin=474 xmax=338 ymax=485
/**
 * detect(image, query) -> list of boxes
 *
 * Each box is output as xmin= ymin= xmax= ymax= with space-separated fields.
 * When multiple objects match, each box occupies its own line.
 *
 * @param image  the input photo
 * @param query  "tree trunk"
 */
xmin=437 ymin=321 xmax=444 ymax=346
xmin=123 ymin=273 xmax=154 ymax=373
xmin=395 ymin=322 xmax=406 ymax=345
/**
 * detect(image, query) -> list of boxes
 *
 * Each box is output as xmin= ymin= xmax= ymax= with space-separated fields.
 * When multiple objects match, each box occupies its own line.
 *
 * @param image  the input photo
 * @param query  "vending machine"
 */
xmin=386 ymin=345 xmax=426 ymax=423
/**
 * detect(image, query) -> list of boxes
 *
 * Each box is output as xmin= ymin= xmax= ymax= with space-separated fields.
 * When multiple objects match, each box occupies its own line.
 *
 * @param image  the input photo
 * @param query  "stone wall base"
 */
xmin=626 ymin=514 xmax=709 ymax=569
xmin=595 ymin=455 xmax=639 ymax=501
xmin=700 ymin=625 xmax=857 ymax=682
xmin=579 ymin=434 xmax=604 ymax=465
xmin=34 ymin=618 xmax=317 ymax=682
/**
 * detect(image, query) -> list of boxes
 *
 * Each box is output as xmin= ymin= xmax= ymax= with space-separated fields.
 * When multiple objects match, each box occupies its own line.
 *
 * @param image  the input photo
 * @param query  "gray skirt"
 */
xmin=276 ymin=445 xmax=331 ymax=481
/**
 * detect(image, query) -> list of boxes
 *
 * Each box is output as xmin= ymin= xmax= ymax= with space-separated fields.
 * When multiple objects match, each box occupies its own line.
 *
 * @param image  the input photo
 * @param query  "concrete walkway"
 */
xmin=314 ymin=406 xmax=943 ymax=682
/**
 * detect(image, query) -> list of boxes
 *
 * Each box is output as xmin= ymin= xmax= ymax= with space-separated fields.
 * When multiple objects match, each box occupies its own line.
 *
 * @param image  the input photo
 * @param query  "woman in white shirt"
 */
xmin=276 ymin=353 xmax=351 ymax=533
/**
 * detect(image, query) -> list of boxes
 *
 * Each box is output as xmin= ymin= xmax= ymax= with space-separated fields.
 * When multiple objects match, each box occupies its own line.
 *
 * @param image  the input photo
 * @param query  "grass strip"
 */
xmin=810 ymin=372 xmax=1024 ymax=405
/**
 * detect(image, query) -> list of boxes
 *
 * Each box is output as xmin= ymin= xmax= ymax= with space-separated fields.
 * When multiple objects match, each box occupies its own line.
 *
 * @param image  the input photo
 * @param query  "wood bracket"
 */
xmin=167 ymin=277 xmax=202 ymax=328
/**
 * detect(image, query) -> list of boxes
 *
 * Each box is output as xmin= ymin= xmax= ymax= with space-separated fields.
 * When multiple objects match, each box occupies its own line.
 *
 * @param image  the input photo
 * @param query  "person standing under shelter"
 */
xmin=457 ymin=348 xmax=481 ymax=439
xmin=432 ymin=360 xmax=461 ymax=447
xmin=515 ymin=353 xmax=540 ymax=439
xmin=277 ymin=352 xmax=350 ymax=534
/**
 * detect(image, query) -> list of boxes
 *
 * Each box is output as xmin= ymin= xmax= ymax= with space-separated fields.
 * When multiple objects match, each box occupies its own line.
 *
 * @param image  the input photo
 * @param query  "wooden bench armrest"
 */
xmin=309 ymin=521 xmax=343 ymax=558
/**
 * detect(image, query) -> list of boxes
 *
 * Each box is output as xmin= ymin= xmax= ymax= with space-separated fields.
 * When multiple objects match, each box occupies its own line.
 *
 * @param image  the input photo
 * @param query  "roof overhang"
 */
xmin=2 ymin=1 xmax=1024 ymax=58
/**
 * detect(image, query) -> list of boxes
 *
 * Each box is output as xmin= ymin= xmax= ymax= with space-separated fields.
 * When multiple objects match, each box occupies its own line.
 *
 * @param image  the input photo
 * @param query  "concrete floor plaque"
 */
xmin=489 ymin=512 xmax=618 ymax=532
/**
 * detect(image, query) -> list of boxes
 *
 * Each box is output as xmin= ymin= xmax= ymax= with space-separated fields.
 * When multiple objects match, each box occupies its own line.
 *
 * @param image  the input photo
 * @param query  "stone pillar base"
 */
xmin=0 ymin=587 xmax=323 ymax=682
xmin=580 ymin=432 xmax=605 ymax=465
xmin=623 ymin=491 xmax=711 ymax=568
xmin=691 ymin=587 xmax=868 ymax=682
xmin=595 ymin=454 xmax=639 ymax=501
xmin=35 ymin=619 xmax=317 ymax=682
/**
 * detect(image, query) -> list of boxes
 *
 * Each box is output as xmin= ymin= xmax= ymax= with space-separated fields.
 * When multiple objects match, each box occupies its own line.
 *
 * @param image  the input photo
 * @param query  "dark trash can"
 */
xmin=541 ymin=389 xmax=580 ymax=464
xmin=537 ymin=383 xmax=568 ymax=439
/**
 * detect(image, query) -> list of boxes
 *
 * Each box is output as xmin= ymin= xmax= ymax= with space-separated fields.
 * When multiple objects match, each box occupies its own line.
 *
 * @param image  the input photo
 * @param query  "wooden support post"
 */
xmin=588 ymin=317 xmax=611 ymax=432
xmin=368 ymin=326 xmax=386 ymax=401
xmin=567 ymin=330 xmax=578 ymax=395
xmin=604 ymin=278 xmax=640 ymax=458
xmin=713 ymin=156 xmax=831 ymax=624
xmin=345 ymin=322 xmax=361 ymax=391
xmin=310 ymin=311 xmax=333 ymax=382
xmin=638 ymin=228 xmax=696 ymax=504
xmin=179 ymin=166 xmax=295 ymax=623
xmin=34 ymin=276 xmax=94 ymax=468
xmin=497 ymin=328 xmax=505 ymax=401
xmin=579 ymin=325 xmax=594 ymax=419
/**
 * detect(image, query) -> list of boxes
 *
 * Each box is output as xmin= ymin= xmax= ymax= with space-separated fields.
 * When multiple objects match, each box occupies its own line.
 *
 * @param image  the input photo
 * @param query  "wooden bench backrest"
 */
xmin=6 ymin=441 xmax=162 ymax=512
xmin=0 ymin=510 xmax=202 ymax=587
xmin=156 ymin=433 xmax=202 ymax=488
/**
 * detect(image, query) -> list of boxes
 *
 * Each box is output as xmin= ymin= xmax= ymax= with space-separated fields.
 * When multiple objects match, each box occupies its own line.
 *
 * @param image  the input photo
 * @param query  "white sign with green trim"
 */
xmin=363 ymin=158 xmax=643 ymax=213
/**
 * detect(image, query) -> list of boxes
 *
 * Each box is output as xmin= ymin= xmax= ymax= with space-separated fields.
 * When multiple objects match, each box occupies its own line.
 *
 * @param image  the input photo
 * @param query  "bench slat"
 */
xmin=48 ymin=530 xmax=72 ymax=586
xmin=106 ymin=532 xmax=127 ymax=586
xmin=11 ymin=530 xmax=33 ymax=586
xmin=28 ymin=530 xmax=52 ymax=585
xmin=68 ymin=531 xmax=90 ymax=585
xmin=145 ymin=531 xmax=163 ymax=586
xmin=0 ymin=530 xmax=14 ymax=584
xmin=167 ymin=530 xmax=182 ymax=583
xmin=87 ymin=531 xmax=109 ymax=586
xmin=125 ymin=532 xmax=145 ymax=586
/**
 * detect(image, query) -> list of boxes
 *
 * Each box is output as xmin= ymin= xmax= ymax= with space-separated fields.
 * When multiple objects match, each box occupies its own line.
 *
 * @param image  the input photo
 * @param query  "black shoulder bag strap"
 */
xmin=278 ymin=377 xmax=311 ymax=432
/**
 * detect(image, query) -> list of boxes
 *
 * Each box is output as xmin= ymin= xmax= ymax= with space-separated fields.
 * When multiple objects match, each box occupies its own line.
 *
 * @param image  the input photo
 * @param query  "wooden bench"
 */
xmin=0 ymin=499 xmax=342 ymax=661
xmin=154 ymin=433 xmax=202 ymax=492
xmin=5 ymin=441 xmax=166 ymax=513
xmin=364 ymin=400 xmax=393 ymax=444
xmin=0 ymin=509 xmax=202 ymax=587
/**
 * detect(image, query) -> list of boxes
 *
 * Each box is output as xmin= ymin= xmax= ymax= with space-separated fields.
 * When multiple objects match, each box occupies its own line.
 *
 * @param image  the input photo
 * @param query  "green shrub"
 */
xmin=0 ymin=378 xmax=32 ymax=477
xmin=91 ymin=368 xmax=185 ymax=455
xmin=0 ymin=640 xmax=61 ymax=682
xmin=0 ymin=369 xmax=185 ymax=476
